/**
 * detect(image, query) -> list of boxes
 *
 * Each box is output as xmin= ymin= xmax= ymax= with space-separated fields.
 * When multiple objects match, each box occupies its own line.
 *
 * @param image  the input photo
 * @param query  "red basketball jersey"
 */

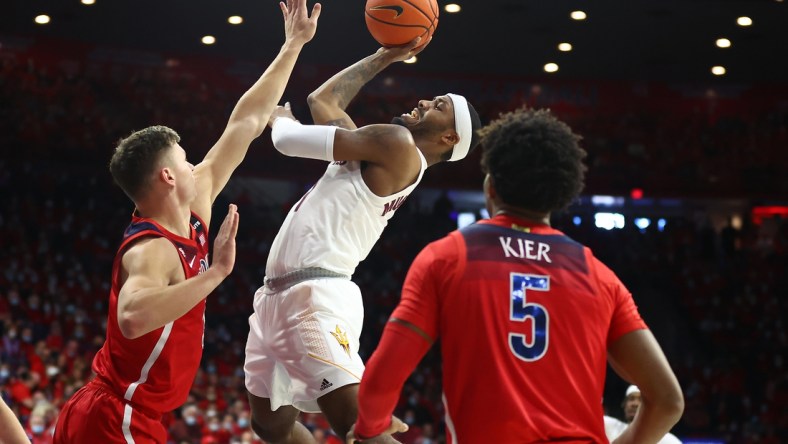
xmin=91 ymin=211 xmax=210 ymax=414
xmin=392 ymin=214 xmax=647 ymax=443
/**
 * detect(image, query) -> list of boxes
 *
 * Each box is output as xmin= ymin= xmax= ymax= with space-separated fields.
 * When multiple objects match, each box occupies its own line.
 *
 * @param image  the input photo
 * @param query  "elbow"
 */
xmin=307 ymin=91 xmax=333 ymax=110
xmin=227 ymin=115 xmax=265 ymax=141
xmin=667 ymin=391 xmax=685 ymax=424
xmin=652 ymin=387 xmax=685 ymax=425
xmin=118 ymin=312 xmax=145 ymax=340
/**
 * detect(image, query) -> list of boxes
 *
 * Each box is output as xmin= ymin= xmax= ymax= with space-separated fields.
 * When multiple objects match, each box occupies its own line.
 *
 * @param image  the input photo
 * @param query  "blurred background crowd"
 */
xmin=0 ymin=39 xmax=786 ymax=443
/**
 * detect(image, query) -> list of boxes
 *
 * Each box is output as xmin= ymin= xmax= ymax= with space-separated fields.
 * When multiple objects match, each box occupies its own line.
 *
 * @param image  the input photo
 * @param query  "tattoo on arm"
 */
xmin=332 ymin=57 xmax=389 ymax=109
xmin=325 ymin=118 xmax=354 ymax=130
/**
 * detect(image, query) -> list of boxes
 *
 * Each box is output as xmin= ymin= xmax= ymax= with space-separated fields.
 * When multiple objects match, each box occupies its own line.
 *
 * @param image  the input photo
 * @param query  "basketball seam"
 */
xmin=365 ymin=12 xmax=429 ymax=29
xmin=428 ymin=0 xmax=439 ymax=30
xmin=400 ymin=0 xmax=433 ymax=22
xmin=428 ymin=0 xmax=438 ymax=24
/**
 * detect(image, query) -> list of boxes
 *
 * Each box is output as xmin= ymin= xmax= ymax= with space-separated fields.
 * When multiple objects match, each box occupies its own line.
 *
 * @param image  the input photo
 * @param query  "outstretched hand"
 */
xmin=345 ymin=416 xmax=409 ymax=444
xmin=211 ymin=204 xmax=239 ymax=278
xmin=281 ymin=0 xmax=321 ymax=46
xmin=377 ymin=35 xmax=433 ymax=64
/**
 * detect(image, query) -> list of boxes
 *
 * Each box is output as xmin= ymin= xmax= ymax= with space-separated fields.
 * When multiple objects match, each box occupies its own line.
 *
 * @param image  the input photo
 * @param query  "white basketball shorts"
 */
xmin=244 ymin=278 xmax=365 ymax=412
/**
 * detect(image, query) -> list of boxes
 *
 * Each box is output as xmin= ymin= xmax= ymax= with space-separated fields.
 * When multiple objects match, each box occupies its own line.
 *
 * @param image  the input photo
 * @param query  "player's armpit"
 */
xmin=192 ymin=117 xmax=260 ymax=218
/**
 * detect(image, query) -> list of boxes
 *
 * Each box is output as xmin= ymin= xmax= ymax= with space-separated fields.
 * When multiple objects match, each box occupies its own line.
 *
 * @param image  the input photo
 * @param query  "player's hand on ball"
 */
xmin=345 ymin=416 xmax=408 ymax=444
xmin=268 ymin=102 xmax=298 ymax=128
xmin=378 ymin=36 xmax=432 ymax=63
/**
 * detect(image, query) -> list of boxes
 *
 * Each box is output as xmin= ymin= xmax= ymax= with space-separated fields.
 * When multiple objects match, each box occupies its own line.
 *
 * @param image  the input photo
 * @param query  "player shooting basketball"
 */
xmin=242 ymin=38 xmax=482 ymax=443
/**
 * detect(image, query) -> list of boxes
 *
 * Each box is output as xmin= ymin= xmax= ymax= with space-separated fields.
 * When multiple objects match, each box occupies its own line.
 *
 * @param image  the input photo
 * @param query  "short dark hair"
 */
xmin=441 ymin=101 xmax=483 ymax=162
xmin=109 ymin=126 xmax=180 ymax=201
xmin=479 ymin=108 xmax=586 ymax=213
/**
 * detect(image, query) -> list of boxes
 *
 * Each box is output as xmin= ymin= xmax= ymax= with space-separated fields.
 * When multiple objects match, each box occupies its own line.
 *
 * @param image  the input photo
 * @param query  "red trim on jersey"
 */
xmin=355 ymin=322 xmax=431 ymax=439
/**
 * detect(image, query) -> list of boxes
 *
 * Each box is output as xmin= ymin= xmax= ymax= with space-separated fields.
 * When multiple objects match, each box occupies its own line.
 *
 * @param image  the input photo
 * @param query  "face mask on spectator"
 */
xmin=184 ymin=416 xmax=197 ymax=426
xmin=46 ymin=366 xmax=59 ymax=377
xmin=237 ymin=418 xmax=249 ymax=428
xmin=223 ymin=422 xmax=233 ymax=431
xmin=207 ymin=409 xmax=217 ymax=418
xmin=0 ymin=369 xmax=9 ymax=379
xmin=208 ymin=423 xmax=220 ymax=432
xmin=7 ymin=330 xmax=17 ymax=339
xmin=32 ymin=425 xmax=45 ymax=434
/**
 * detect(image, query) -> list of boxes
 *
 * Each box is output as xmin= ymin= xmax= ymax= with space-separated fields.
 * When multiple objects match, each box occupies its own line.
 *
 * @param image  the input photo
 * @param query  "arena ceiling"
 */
xmin=2 ymin=0 xmax=787 ymax=82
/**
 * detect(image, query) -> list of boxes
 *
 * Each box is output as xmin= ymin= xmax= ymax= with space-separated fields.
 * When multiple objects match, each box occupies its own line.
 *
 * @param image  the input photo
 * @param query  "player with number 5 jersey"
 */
xmin=349 ymin=108 xmax=684 ymax=444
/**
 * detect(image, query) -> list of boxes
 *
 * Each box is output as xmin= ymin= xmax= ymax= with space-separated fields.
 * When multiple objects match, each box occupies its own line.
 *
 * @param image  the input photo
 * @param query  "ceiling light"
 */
xmin=716 ymin=38 xmax=731 ymax=48
xmin=444 ymin=4 xmax=461 ymax=13
xmin=736 ymin=16 xmax=752 ymax=26
xmin=228 ymin=16 xmax=243 ymax=25
xmin=711 ymin=66 xmax=726 ymax=76
xmin=201 ymin=35 xmax=216 ymax=45
xmin=570 ymin=10 xmax=587 ymax=20
xmin=544 ymin=63 xmax=559 ymax=73
xmin=81 ymin=0 xmax=96 ymax=5
xmin=34 ymin=15 xmax=50 ymax=24
xmin=558 ymin=43 xmax=573 ymax=52
xmin=404 ymin=56 xmax=417 ymax=64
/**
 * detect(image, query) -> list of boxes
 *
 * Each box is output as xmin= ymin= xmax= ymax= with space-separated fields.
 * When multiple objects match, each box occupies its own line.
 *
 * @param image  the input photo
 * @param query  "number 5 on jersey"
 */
xmin=509 ymin=273 xmax=550 ymax=361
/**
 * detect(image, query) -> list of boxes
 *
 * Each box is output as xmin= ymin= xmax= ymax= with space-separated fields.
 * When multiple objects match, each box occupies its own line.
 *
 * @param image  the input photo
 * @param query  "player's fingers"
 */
xmin=219 ymin=204 xmax=237 ymax=236
xmin=412 ymin=36 xmax=432 ymax=54
xmin=310 ymin=2 xmax=322 ymax=21
xmin=279 ymin=1 xmax=287 ymax=18
xmin=387 ymin=415 xmax=409 ymax=434
xmin=345 ymin=429 xmax=356 ymax=444
xmin=405 ymin=36 xmax=422 ymax=50
xmin=229 ymin=208 xmax=240 ymax=239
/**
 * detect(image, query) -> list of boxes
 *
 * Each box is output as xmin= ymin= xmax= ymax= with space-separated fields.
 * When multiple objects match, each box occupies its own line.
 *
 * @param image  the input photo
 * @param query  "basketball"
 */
xmin=365 ymin=0 xmax=439 ymax=48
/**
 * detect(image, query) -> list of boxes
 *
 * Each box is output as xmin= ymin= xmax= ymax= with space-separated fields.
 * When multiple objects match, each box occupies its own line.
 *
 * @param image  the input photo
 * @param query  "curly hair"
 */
xmin=479 ymin=108 xmax=587 ymax=214
xmin=109 ymin=125 xmax=180 ymax=201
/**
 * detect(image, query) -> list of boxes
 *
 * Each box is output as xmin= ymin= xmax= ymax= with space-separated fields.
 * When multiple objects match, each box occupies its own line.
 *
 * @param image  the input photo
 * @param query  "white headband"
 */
xmin=446 ymin=93 xmax=472 ymax=162
xmin=625 ymin=385 xmax=640 ymax=397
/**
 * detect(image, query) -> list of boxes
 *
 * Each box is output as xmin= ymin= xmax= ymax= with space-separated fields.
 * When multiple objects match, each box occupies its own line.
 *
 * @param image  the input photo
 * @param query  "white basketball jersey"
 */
xmin=266 ymin=151 xmax=427 ymax=278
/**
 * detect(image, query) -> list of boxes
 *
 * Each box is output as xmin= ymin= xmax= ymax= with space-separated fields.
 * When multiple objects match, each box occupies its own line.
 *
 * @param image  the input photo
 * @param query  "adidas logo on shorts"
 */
xmin=320 ymin=378 xmax=333 ymax=391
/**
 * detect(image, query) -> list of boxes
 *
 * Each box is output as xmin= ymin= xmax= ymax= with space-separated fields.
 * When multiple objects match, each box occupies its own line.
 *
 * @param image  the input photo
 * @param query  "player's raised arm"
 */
xmin=608 ymin=329 xmax=684 ymax=444
xmin=192 ymin=0 xmax=321 ymax=214
xmin=306 ymin=38 xmax=430 ymax=129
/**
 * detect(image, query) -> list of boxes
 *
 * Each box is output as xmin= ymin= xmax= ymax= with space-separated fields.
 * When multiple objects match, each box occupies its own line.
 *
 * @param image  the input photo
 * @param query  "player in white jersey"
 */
xmin=243 ymin=38 xmax=482 ymax=443
xmin=605 ymin=385 xmax=683 ymax=443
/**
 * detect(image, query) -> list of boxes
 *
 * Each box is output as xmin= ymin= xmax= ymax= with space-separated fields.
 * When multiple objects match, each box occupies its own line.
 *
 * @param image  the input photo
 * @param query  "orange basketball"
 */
xmin=365 ymin=0 xmax=439 ymax=48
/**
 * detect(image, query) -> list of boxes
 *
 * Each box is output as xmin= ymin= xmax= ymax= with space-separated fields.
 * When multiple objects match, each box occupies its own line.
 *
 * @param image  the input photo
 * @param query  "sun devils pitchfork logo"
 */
xmin=330 ymin=325 xmax=351 ymax=357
